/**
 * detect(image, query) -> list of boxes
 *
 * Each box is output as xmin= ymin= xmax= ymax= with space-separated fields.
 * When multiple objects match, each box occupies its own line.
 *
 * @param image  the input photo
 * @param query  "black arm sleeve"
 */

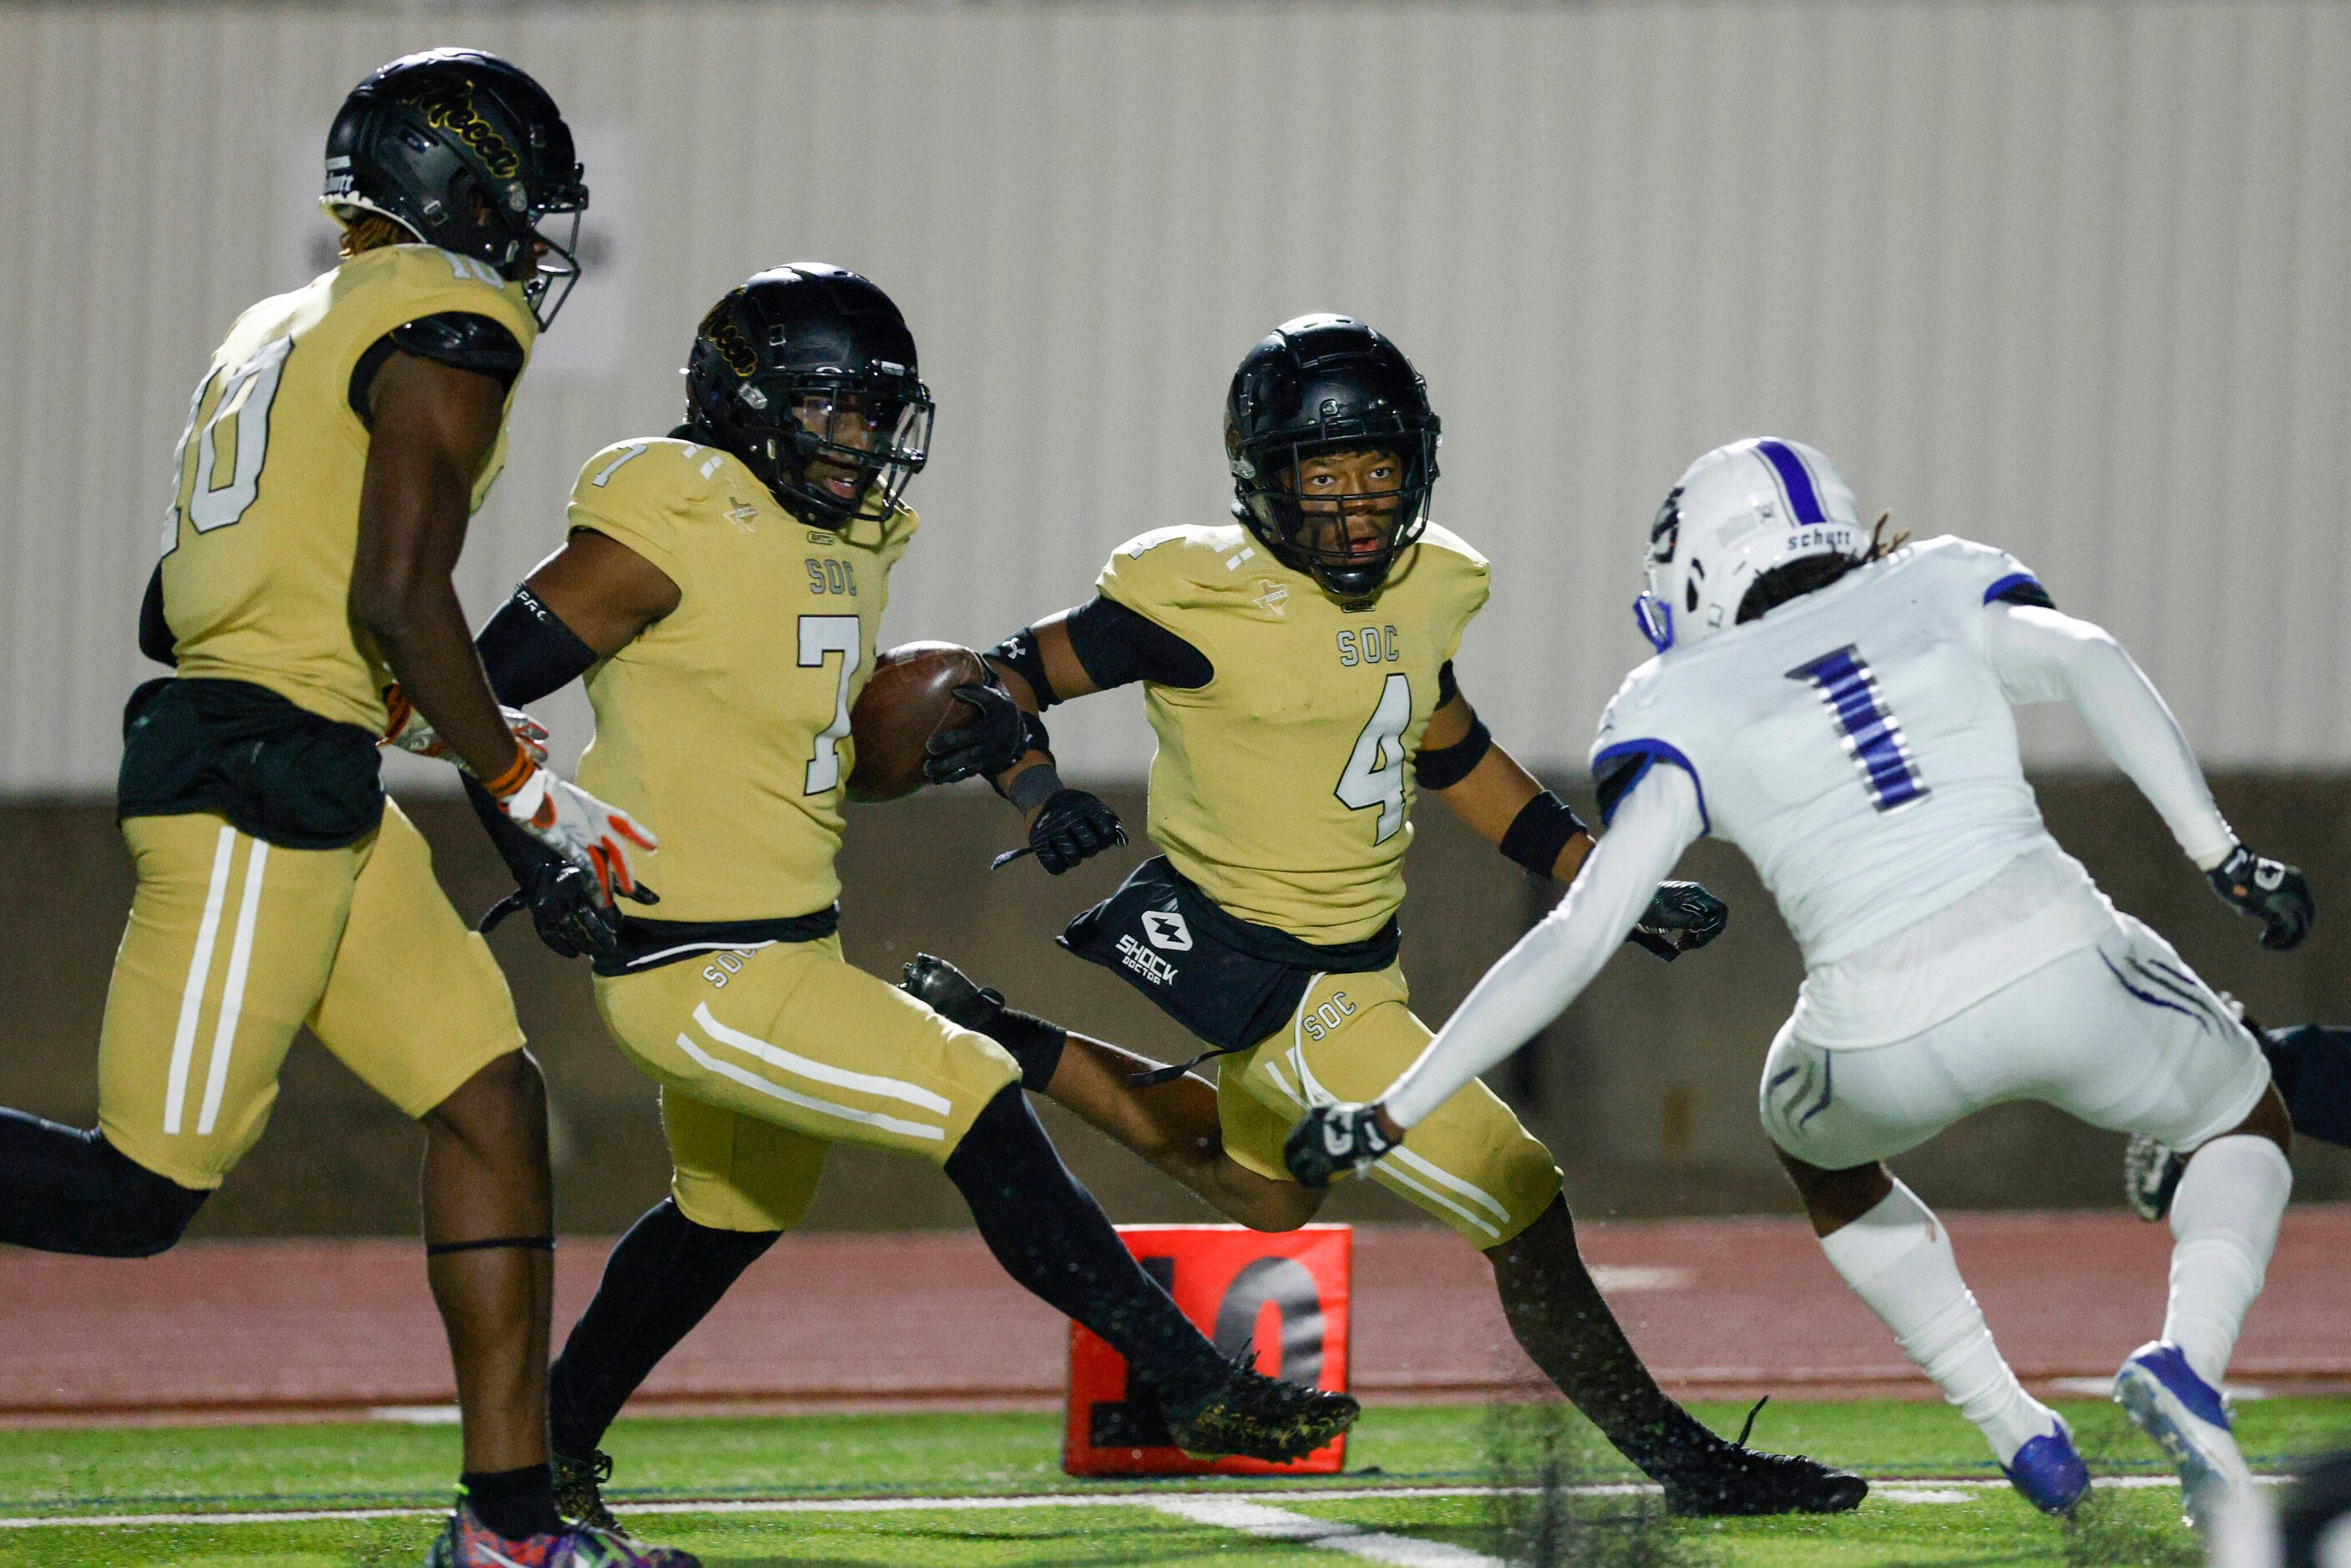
xmin=1061 ymin=595 xmax=1214 ymax=692
xmin=464 ymin=773 xmax=567 ymax=888
xmin=476 ymin=584 xmax=600 ymax=706
xmin=139 ymin=563 xmax=175 ymax=667
xmin=348 ymin=312 xmax=528 ymax=424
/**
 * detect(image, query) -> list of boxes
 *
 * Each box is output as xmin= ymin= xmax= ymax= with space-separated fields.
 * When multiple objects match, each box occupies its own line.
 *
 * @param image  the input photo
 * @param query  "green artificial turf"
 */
xmin=0 ymin=1398 xmax=2343 ymax=1565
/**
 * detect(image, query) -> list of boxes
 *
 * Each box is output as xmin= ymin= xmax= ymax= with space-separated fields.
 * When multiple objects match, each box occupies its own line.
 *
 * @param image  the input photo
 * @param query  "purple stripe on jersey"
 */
xmin=1982 ymin=572 xmax=2044 ymax=604
xmin=1591 ymin=739 xmax=1711 ymax=836
xmin=1755 ymin=439 xmax=1828 ymax=525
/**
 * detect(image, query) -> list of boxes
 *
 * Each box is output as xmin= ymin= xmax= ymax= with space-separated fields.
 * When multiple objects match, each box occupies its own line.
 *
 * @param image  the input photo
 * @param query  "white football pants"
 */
xmin=1761 ymin=913 xmax=2271 ymax=1171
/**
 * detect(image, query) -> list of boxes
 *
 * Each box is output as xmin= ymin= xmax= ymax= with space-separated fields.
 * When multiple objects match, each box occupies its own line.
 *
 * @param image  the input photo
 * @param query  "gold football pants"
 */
xmin=98 ymin=805 xmax=526 ymax=1190
xmin=1216 ymin=962 xmax=1562 ymax=1247
xmin=592 ymin=936 xmax=1020 ymax=1233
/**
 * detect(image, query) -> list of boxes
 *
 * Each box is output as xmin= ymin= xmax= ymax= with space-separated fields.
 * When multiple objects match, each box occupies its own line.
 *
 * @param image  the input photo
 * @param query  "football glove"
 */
xmin=1284 ymin=1103 xmax=1401 ymax=1190
xmin=923 ymin=681 xmax=1032 ymax=786
xmin=992 ymin=787 xmax=1128 ymax=875
xmin=493 ymin=761 xmax=659 ymax=906
xmin=2207 ymin=844 xmax=2314 ymax=951
xmin=381 ymin=684 xmax=549 ymax=769
xmin=1625 ymin=879 xmax=1730 ymax=962
xmin=478 ymin=855 xmax=637 ymax=960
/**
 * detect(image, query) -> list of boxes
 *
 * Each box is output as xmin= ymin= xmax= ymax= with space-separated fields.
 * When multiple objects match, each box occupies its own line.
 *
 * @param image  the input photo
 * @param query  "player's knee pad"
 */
xmin=82 ymin=1132 xmax=208 ymax=1257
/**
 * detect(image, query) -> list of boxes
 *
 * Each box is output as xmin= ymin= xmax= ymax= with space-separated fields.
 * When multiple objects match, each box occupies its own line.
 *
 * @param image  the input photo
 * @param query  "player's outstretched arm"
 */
xmin=1422 ymin=683 xmax=1727 ymax=960
xmin=465 ymin=532 xmax=683 ymax=954
xmin=976 ymin=609 xmax=1128 ymax=873
xmin=1287 ymin=765 xmax=1705 ymax=1187
xmin=1984 ymin=603 xmax=2313 ymax=948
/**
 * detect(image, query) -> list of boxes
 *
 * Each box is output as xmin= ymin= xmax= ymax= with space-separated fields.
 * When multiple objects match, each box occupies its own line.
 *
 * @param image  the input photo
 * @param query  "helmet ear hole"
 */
xmin=1685 ymin=579 xmax=1700 ymax=614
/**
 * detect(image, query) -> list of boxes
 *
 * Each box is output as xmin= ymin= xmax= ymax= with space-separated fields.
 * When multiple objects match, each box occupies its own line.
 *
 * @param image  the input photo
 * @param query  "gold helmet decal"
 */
xmin=700 ymin=297 xmax=759 ymax=380
xmin=408 ymin=79 xmax=520 ymax=180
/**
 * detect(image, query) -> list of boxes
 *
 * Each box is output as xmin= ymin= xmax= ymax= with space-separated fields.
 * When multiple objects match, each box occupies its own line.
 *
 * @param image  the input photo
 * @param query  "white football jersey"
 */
xmin=1591 ymin=536 xmax=2097 ymax=976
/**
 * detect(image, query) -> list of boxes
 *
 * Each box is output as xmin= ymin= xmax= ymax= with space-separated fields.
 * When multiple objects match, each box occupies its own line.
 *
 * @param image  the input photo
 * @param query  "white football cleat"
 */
xmin=2115 ymin=1340 xmax=2257 ymax=1528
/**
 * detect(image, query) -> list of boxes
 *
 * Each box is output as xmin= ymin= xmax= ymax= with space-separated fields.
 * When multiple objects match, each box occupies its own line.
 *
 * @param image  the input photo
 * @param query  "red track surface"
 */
xmin=3 ymin=1208 xmax=2344 ymax=1425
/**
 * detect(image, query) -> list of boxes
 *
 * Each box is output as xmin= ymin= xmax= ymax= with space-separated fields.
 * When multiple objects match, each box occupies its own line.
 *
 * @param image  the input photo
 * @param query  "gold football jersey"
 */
xmin=1097 ymin=522 xmax=1490 ymax=945
xmin=159 ymin=244 xmax=537 ymax=732
xmin=571 ymin=438 xmax=918 ymax=923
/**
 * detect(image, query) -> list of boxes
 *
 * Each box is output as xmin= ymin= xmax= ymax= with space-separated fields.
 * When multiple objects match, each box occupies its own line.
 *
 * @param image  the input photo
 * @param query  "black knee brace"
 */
xmin=0 ymin=1112 xmax=208 ymax=1257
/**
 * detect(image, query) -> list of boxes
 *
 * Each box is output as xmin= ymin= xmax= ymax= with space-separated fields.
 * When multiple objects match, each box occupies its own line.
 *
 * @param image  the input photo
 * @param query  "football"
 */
xmin=847 ymin=641 xmax=993 ymax=802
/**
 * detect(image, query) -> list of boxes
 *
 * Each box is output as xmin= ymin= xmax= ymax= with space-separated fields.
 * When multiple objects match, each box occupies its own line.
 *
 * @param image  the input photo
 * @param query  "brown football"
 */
xmin=847 ymin=641 xmax=993 ymax=802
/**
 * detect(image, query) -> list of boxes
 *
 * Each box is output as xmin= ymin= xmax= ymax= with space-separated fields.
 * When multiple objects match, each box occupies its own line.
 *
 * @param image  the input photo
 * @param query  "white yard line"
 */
xmin=0 ymin=1473 xmax=2279 ymax=1531
xmin=1148 ymin=1495 xmax=1511 ymax=1566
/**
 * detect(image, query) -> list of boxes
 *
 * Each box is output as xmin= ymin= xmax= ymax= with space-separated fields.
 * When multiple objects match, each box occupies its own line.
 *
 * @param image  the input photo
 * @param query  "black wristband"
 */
xmin=1499 ymin=791 xmax=1587 ymax=878
xmin=986 ymin=630 xmax=1059 ymax=709
xmin=1007 ymin=763 xmax=1065 ymax=816
xmin=1414 ymin=714 xmax=1492 ymax=790
xmin=478 ymin=584 xmax=600 ymax=706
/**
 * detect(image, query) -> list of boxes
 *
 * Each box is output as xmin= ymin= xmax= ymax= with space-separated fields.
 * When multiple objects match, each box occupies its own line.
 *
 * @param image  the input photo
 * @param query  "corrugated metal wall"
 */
xmin=3 ymin=0 xmax=2345 ymax=794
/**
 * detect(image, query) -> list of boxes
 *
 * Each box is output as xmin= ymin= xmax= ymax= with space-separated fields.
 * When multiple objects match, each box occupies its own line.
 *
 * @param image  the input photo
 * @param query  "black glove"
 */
xmin=993 ymin=787 xmax=1127 ymax=875
xmin=2208 ymin=845 xmax=2313 ymax=952
xmin=478 ymin=854 xmax=653 ymax=960
xmin=1625 ymin=879 xmax=1729 ymax=962
xmin=923 ymin=681 xmax=1031 ymax=787
xmin=1284 ymin=1103 xmax=1401 ymax=1190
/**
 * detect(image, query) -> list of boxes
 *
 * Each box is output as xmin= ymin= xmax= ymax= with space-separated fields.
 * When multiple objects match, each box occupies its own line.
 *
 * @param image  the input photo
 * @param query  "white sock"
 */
xmin=2162 ymin=1134 xmax=2293 ymax=1388
xmin=1818 ymin=1178 xmax=2055 ymax=1464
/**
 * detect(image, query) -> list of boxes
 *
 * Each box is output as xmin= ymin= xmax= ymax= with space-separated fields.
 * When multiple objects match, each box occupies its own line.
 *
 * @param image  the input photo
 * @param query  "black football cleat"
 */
xmin=1661 ymin=1444 xmax=1870 ymax=1517
xmin=553 ymin=1449 xmax=624 ymax=1536
xmin=1161 ymin=1355 xmax=1361 ymax=1463
xmin=1656 ymin=1400 xmax=1868 ymax=1516
xmin=902 ymin=953 xmax=1006 ymax=1031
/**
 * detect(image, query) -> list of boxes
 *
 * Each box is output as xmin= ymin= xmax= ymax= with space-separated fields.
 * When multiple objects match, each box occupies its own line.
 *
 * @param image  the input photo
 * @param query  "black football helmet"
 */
xmin=323 ymin=49 xmax=589 ymax=328
xmin=683 ymin=265 xmax=934 ymax=529
xmin=1226 ymin=315 xmax=1440 ymax=607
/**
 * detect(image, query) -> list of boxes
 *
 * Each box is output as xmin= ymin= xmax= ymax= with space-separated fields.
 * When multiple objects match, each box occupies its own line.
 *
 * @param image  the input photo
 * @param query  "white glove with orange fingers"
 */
xmin=381 ymin=684 xmax=550 ymax=770
xmin=481 ymin=748 xmax=658 ymax=907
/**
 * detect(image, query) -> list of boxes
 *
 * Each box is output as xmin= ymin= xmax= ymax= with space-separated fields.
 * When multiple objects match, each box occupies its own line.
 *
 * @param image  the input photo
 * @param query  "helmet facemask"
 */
xmin=1234 ymin=425 xmax=1437 ymax=609
xmin=731 ymin=367 xmax=933 ymax=529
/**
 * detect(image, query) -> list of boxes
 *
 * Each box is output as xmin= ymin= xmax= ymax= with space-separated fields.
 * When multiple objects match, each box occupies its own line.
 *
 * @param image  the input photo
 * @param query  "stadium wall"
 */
xmin=2 ymin=776 xmax=2343 ymax=1237
xmin=1 ymin=0 xmax=2348 ymax=796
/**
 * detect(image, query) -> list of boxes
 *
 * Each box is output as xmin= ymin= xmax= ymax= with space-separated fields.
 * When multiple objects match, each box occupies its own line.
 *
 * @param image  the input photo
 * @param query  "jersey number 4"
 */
xmin=1336 ymin=673 xmax=1412 ymax=844
xmin=165 ymin=335 xmax=295 ymax=545
xmin=1787 ymin=645 xmax=1930 ymax=812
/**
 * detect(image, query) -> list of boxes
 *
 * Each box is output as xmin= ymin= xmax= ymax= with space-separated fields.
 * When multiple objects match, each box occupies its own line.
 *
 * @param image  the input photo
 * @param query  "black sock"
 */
xmin=1489 ymin=1196 xmax=1719 ymax=1479
xmin=0 ymin=1110 xmax=207 ymax=1257
xmin=461 ymin=1462 xmax=560 ymax=1540
xmin=549 ymin=1199 xmax=781 ymax=1457
xmin=938 ymin=990 xmax=1068 ymax=1093
xmin=944 ymin=1085 xmax=1226 ymax=1409
xmin=2265 ymin=1024 xmax=2351 ymax=1147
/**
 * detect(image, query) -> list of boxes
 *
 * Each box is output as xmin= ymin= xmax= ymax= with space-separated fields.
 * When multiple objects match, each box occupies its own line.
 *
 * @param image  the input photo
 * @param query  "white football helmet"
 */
xmin=1633 ymin=438 xmax=1866 ymax=652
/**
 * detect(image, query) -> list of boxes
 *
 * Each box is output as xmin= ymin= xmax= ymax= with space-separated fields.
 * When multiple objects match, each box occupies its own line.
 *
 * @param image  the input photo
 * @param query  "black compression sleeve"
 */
xmin=139 ymin=563 xmax=174 ymax=667
xmin=1499 ymin=791 xmax=1588 ymax=878
xmin=986 ymin=627 xmax=1060 ymax=709
xmin=1414 ymin=713 xmax=1492 ymax=790
xmin=1063 ymin=595 xmax=1213 ymax=690
xmin=477 ymin=584 xmax=599 ymax=706
xmin=348 ymin=312 xmax=528 ymax=422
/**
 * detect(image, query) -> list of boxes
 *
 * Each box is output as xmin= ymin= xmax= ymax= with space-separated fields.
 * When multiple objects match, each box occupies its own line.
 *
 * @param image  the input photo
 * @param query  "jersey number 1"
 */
xmin=800 ymin=615 xmax=862 ymax=794
xmin=1787 ymin=645 xmax=1930 ymax=812
xmin=1336 ymin=673 xmax=1412 ymax=844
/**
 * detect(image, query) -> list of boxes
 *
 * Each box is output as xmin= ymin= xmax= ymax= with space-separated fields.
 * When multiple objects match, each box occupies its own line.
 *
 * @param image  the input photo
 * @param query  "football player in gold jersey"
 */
xmin=903 ymin=316 xmax=1863 ymax=1515
xmin=453 ymin=268 xmax=1358 ymax=1531
xmin=0 ymin=51 xmax=690 ymax=1568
